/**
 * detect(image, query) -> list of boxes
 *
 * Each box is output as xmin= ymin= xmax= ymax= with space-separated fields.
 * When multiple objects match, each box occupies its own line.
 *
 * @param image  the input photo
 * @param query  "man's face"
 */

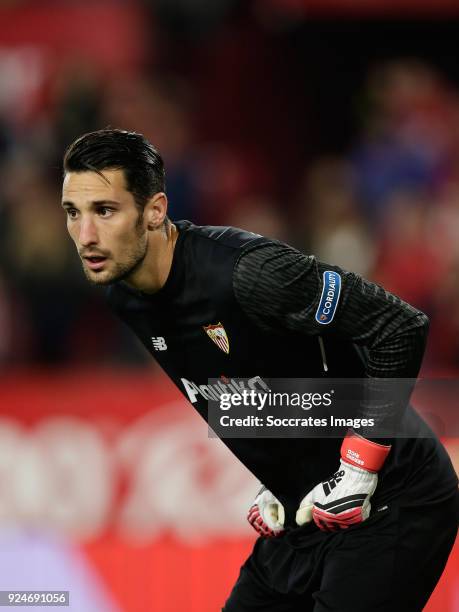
xmin=62 ymin=169 xmax=148 ymax=285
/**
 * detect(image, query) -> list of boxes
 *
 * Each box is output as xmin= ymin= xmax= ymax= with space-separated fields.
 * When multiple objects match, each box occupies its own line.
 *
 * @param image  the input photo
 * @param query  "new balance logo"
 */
xmin=322 ymin=470 xmax=345 ymax=496
xmin=151 ymin=337 xmax=167 ymax=351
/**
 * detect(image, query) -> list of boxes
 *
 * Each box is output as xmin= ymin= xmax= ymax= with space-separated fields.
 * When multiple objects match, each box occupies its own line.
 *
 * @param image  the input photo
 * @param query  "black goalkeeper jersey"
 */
xmin=106 ymin=220 xmax=457 ymax=525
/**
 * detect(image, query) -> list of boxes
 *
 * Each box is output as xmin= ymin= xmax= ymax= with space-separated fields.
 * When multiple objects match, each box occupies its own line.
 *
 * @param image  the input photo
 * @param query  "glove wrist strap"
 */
xmin=341 ymin=429 xmax=391 ymax=473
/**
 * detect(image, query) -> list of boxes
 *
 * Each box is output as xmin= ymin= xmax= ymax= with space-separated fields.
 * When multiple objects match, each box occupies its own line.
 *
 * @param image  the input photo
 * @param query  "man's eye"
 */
xmin=98 ymin=207 xmax=114 ymax=217
xmin=67 ymin=209 xmax=78 ymax=219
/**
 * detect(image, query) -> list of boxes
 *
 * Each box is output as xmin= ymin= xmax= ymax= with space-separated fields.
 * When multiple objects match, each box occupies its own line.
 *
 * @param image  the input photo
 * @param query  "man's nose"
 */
xmin=79 ymin=216 xmax=99 ymax=247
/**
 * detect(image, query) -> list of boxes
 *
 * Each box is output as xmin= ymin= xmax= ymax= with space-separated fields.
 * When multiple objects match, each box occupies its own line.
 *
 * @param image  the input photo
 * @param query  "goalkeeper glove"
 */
xmin=296 ymin=431 xmax=391 ymax=531
xmin=247 ymin=486 xmax=285 ymax=537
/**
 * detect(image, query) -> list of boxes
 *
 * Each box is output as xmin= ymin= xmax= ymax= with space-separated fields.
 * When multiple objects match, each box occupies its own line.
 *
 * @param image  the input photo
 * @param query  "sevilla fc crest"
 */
xmin=203 ymin=322 xmax=230 ymax=354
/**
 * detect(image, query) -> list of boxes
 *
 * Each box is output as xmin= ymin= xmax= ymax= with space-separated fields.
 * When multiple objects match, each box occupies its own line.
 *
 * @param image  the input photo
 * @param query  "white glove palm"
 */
xmin=296 ymin=461 xmax=378 ymax=531
xmin=247 ymin=486 xmax=285 ymax=537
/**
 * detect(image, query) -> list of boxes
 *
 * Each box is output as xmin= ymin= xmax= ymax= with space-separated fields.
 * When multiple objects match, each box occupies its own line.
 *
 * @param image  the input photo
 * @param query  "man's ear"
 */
xmin=144 ymin=192 xmax=168 ymax=230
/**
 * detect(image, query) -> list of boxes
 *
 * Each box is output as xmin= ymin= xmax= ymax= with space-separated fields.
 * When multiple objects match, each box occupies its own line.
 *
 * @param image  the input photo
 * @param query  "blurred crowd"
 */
xmin=296 ymin=60 xmax=459 ymax=373
xmin=0 ymin=32 xmax=458 ymax=371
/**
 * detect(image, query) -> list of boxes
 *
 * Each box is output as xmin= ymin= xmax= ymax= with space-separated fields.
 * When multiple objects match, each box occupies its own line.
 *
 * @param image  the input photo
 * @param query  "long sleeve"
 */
xmin=233 ymin=240 xmax=429 ymax=437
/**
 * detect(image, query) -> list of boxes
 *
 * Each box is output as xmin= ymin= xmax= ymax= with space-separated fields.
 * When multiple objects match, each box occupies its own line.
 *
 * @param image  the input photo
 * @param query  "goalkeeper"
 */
xmin=61 ymin=129 xmax=458 ymax=612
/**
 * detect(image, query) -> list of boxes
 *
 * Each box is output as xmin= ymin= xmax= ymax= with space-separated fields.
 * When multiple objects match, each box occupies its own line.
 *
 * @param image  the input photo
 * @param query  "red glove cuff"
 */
xmin=341 ymin=430 xmax=391 ymax=473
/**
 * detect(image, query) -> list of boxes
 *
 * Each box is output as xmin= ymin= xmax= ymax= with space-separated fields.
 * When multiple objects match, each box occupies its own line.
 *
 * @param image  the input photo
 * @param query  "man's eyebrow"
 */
xmin=92 ymin=200 xmax=122 ymax=206
xmin=61 ymin=199 xmax=121 ymax=208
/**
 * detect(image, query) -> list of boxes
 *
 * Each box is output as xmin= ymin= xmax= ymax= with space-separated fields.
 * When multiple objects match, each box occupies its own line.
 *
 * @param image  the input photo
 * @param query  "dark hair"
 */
xmin=63 ymin=128 xmax=166 ymax=210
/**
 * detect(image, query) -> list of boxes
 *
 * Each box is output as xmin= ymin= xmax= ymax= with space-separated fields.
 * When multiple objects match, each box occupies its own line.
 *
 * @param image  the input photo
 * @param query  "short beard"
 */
xmin=84 ymin=213 xmax=148 ymax=286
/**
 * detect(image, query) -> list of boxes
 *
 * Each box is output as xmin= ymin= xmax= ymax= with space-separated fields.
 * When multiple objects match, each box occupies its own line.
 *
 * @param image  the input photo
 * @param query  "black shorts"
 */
xmin=223 ymin=490 xmax=459 ymax=612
